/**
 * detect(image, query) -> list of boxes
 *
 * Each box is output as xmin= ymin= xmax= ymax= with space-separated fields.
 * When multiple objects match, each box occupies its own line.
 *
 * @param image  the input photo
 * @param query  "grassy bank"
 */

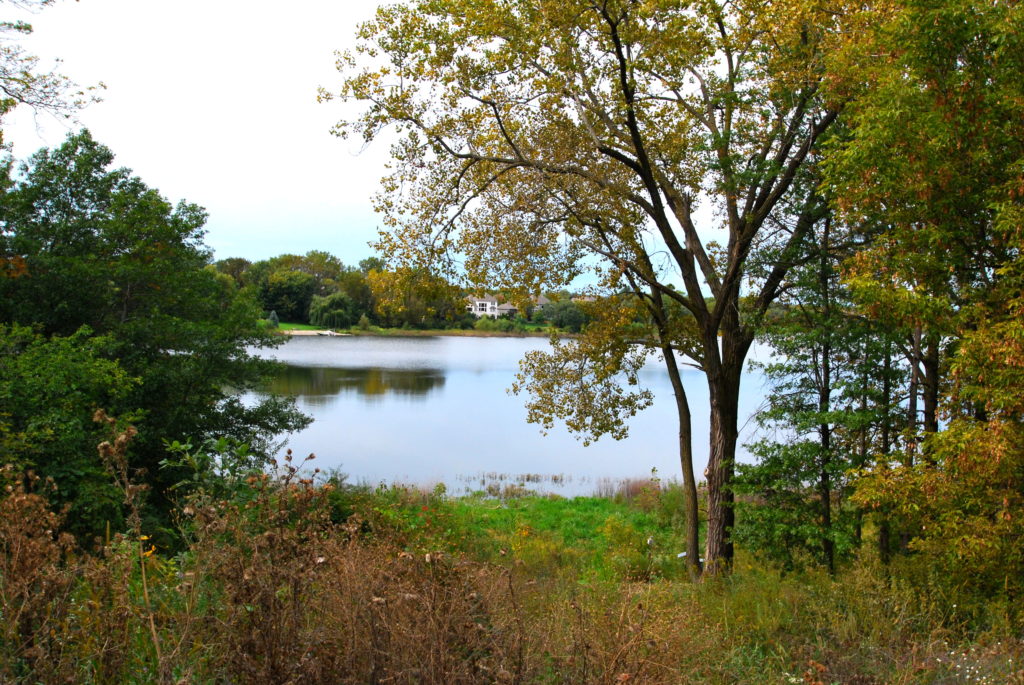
xmin=2 ymin=467 xmax=1021 ymax=683
xmin=277 ymin=321 xmax=561 ymax=337
xmin=275 ymin=321 xmax=324 ymax=331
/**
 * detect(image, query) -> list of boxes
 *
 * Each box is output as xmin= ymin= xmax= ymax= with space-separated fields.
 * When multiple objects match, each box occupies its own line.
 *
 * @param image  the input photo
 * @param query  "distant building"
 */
xmin=466 ymin=294 xmax=501 ymax=318
xmin=497 ymin=302 xmax=518 ymax=317
xmin=466 ymin=293 xmax=552 ymax=318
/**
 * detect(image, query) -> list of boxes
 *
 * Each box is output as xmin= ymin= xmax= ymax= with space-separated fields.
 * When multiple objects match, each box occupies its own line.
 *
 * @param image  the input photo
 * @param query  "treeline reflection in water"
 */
xmin=265 ymin=365 xmax=446 ymax=405
xmin=249 ymin=336 xmax=766 ymax=492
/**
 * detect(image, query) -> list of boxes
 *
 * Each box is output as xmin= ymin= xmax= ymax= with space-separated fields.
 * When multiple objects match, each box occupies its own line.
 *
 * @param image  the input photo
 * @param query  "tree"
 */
xmin=0 ymin=0 xmax=99 ymax=145
xmin=334 ymin=268 xmax=377 ymax=323
xmin=0 ymin=131 xmax=308 ymax=538
xmin=245 ymin=251 xmax=348 ymax=321
xmin=296 ymin=250 xmax=345 ymax=295
xmin=367 ymin=266 xmax=466 ymax=329
xmin=358 ymin=256 xmax=385 ymax=274
xmin=825 ymin=0 xmax=1023 ymax=459
xmin=214 ymin=256 xmax=252 ymax=288
xmin=334 ymin=0 xmax=853 ymax=571
xmin=261 ymin=250 xmax=345 ymax=296
xmin=259 ymin=269 xmax=317 ymax=322
xmin=735 ymin=218 xmax=904 ymax=572
xmin=309 ymin=291 xmax=357 ymax=329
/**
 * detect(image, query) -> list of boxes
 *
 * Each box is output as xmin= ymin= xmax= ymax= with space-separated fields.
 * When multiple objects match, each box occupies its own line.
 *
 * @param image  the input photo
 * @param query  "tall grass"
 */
xmin=1 ymin=463 xmax=1022 ymax=683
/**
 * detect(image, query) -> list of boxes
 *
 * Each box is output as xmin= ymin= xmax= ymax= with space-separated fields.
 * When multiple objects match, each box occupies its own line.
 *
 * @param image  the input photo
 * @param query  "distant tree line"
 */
xmin=213 ymin=252 xmax=594 ymax=333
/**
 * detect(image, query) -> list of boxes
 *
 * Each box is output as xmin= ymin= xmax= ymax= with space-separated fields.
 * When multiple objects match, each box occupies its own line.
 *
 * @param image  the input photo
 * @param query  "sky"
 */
xmin=4 ymin=0 xmax=391 ymax=265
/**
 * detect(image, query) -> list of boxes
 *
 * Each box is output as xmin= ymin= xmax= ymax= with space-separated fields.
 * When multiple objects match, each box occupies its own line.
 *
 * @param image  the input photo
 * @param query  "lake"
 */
xmin=248 ymin=335 xmax=769 ymax=494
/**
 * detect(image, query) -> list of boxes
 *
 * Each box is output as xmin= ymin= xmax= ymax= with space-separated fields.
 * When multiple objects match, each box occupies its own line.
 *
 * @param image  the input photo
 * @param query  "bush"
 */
xmin=0 ymin=468 xmax=76 ymax=681
xmin=545 ymin=300 xmax=588 ymax=332
xmin=451 ymin=312 xmax=478 ymax=330
xmin=473 ymin=317 xmax=523 ymax=333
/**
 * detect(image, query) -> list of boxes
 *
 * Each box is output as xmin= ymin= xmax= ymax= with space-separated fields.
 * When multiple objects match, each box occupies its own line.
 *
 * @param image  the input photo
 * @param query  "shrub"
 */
xmin=0 ymin=468 xmax=77 ymax=682
xmin=474 ymin=317 xmax=523 ymax=333
xmin=473 ymin=316 xmax=498 ymax=332
xmin=545 ymin=300 xmax=588 ymax=333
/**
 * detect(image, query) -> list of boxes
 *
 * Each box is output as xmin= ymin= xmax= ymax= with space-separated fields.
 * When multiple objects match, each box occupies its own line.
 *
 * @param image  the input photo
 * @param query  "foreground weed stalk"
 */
xmin=95 ymin=410 xmax=167 ymax=682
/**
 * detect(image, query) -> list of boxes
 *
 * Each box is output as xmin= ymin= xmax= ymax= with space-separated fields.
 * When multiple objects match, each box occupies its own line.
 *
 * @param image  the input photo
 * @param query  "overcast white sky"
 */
xmin=4 ymin=0 xmax=390 ymax=264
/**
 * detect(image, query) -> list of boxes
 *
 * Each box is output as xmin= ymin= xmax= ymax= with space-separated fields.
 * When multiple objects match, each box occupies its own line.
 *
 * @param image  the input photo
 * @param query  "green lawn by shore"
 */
xmin=276 ymin=321 xmax=560 ymax=337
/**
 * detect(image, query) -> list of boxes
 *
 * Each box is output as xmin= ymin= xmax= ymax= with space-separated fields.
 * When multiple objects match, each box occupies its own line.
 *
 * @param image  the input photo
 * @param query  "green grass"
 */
xmin=449 ymin=494 xmax=651 ymax=545
xmin=449 ymin=494 xmax=680 ymax=579
xmin=344 ymin=325 xmax=558 ymax=337
xmin=276 ymin=321 xmax=324 ymax=330
xmin=270 ymin=320 xmax=560 ymax=336
xmin=352 ymin=485 xmax=694 ymax=581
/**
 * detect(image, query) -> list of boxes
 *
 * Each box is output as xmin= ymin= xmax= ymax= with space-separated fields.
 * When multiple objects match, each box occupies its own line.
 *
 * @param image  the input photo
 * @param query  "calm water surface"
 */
xmin=249 ymin=335 xmax=768 ymax=494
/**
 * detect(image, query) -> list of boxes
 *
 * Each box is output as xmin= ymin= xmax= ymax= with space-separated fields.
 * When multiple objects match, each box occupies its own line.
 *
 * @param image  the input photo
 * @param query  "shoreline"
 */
xmin=278 ymin=328 xmax=563 ymax=339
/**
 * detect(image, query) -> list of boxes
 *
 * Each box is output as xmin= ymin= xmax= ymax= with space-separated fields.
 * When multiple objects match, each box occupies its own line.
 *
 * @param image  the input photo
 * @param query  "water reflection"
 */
xmin=266 ymin=365 xmax=446 ymax=405
xmin=248 ymin=336 xmax=766 ymax=493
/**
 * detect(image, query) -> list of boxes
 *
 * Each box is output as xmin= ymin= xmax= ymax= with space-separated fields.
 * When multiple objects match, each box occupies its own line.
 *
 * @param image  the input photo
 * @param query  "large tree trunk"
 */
xmin=703 ymin=326 xmax=749 ymax=573
xmin=662 ymin=347 xmax=701 ymax=576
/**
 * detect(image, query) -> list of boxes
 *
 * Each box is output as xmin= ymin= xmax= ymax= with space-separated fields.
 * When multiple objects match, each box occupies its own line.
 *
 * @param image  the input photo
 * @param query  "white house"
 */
xmin=466 ymin=294 xmax=502 ymax=318
xmin=465 ymin=294 xmax=551 ymax=318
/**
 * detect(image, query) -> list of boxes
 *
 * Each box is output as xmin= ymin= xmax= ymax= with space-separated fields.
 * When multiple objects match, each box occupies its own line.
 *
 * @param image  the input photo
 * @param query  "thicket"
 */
xmin=1 ymin=444 xmax=1021 ymax=684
